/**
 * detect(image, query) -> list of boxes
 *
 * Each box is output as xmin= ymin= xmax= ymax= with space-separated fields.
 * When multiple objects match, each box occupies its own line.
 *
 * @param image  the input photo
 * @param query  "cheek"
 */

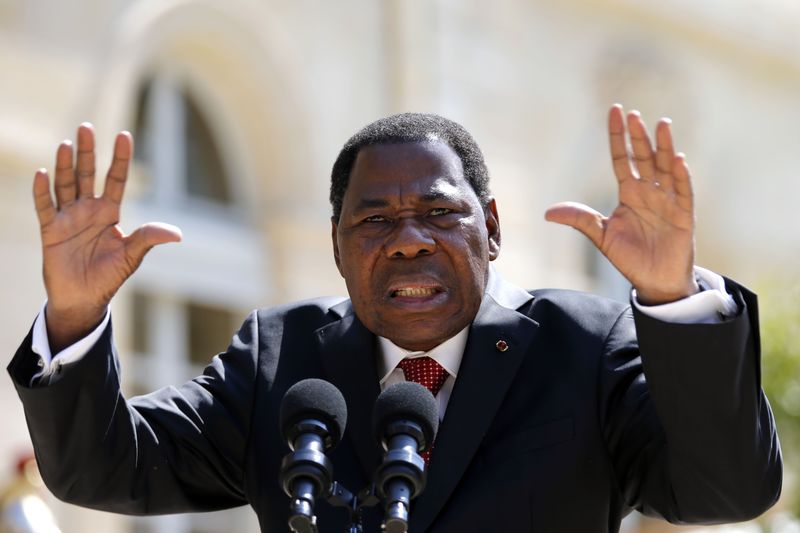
xmin=338 ymin=240 xmax=381 ymax=294
xmin=436 ymin=227 xmax=490 ymax=302
xmin=455 ymin=218 xmax=491 ymax=262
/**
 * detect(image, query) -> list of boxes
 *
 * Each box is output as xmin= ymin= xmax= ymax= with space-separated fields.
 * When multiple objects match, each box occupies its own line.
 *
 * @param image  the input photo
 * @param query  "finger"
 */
xmin=54 ymin=140 xmax=76 ymax=208
xmin=124 ymin=222 xmax=183 ymax=269
xmin=103 ymin=131 xmax=133 ymax=204
xmin=608 ymin=104 xmax=635 ymax=184
xmin=76 ymin=123 xmax=96 ymax=199
xmin=654 ymin=118 xmax=676 ymax=191
xmin=545 ymin=202 xmax=606 ymax=250
xmin=627 ymin=110 xmax=656 ymax=182
xmin=672 ymin=153 xmax=693 ymax=211
xmin=33 ymin=168 xmax=57 ymax=227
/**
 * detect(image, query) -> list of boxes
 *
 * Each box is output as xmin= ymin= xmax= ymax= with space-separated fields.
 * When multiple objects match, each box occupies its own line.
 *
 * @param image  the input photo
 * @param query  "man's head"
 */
xmin=330 ymin=113 xmax=492 ymax=221
xmin=330 ymin=114 xmax=501 ymax=351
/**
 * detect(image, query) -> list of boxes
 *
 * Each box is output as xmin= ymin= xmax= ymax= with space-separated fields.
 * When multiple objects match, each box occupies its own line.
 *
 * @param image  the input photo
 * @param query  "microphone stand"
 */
xmin=281 ymin=446 xmax=384 ymax=533
xmin=287 ymin=463 xmax=421 ymax=532
xmin=326 ymin=481 xmax=382 ymax=533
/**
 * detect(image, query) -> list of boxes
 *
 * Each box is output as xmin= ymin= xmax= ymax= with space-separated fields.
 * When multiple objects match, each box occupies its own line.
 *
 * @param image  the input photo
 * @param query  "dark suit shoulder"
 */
xmin=254 ymin=296 xmax=350 ymax=330
xmin=525 ymin=288 xmax=630 ymax=338
xmin=247 ymin=297 xmax=352 ymax=380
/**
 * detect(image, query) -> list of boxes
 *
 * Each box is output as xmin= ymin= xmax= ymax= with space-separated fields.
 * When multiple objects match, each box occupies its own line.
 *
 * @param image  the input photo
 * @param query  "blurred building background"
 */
xmin=1 ymin=0 xmax=798 ymax=531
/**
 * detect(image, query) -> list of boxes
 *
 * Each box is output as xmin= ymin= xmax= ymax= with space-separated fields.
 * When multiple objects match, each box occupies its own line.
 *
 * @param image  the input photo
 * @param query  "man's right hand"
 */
xmin=34 ymin=123 xmax=182 ymax=353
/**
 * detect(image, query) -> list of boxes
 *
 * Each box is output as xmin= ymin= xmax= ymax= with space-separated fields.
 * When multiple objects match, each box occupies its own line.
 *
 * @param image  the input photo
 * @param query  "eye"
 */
xmin=428 ymin=207 xmax=453 ymax=216
xmin=364 ymin=214 xmax=389 ymax=223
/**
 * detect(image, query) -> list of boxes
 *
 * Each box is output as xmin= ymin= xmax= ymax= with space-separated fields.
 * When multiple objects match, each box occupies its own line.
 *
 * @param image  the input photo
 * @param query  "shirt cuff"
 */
xmin=631 ymin=266 xmax=739 ymax=324
xmin=31 ymin=302 xmax=111 ymax=381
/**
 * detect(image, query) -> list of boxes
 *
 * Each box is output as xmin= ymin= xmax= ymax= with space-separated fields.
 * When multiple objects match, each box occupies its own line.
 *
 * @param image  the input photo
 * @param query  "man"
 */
xmin=8 ymin=106 xmax=782 ymax=532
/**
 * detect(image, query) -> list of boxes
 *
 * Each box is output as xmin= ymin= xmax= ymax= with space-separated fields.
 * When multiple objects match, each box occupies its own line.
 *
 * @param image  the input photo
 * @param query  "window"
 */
xmin=186 ymin=301 xmax=239 ymax=366
xmin=129 ymin=292 xmax=239 ymax=368
xmin=122 ymin=73 xmax=266 ymax=533
xmin=184 ymin=95 xmax=232 ymax=204
xmin=131 ymin=77 xmax=235 ymax=208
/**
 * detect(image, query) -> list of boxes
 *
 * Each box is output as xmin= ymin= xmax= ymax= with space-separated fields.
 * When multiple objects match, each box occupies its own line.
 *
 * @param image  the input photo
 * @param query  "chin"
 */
xmin=385 ymin=325 xmax=453 ymax=351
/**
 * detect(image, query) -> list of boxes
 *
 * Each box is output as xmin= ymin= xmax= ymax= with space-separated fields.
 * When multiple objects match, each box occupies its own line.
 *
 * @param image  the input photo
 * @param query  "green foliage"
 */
xmin=759 ymin=283 xmax=800 ymax=515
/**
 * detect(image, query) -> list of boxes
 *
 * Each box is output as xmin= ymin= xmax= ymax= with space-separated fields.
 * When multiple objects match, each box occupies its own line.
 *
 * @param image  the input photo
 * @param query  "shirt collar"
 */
xmin=377 ymin=327 xmax=469 ymax=386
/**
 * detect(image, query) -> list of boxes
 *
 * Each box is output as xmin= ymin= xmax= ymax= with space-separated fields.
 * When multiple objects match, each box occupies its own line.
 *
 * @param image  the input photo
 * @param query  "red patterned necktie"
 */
xmin=397 ymin=356 xmax=449 ymax=464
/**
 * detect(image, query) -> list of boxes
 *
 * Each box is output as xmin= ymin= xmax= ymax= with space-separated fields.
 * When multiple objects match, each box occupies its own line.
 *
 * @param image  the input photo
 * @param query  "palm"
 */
xmin=33 ymin=124 xmax=181 ymax=348
xmin=42 ymin=196 xmax=134 ymax=311
xmin=546 ymin=105 xmax=697 ymax=304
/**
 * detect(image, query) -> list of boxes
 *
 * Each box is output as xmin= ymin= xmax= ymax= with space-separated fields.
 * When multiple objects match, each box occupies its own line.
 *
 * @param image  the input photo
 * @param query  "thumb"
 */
xmin=125 ymin=222 xmax=182 ymax=266
xmin=544 ymin=201 xmax=605 ymax=250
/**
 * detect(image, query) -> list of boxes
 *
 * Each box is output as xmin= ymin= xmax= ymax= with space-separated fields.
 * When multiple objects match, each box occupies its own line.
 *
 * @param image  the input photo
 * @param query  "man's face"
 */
xmin=332 ymin=141 xmax=500 ymax=351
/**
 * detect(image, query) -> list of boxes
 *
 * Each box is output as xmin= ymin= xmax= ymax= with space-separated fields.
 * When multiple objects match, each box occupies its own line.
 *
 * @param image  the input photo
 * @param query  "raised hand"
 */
xmin=545 ymin=104 xmax=698 ymax=305
xmin=33 ymin=123 xmax=182 ymax=352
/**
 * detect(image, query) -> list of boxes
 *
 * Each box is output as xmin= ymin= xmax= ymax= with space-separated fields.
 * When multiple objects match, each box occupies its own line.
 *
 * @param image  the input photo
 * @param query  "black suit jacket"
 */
xmin=8 ymin=274 xmax=782 ymax=532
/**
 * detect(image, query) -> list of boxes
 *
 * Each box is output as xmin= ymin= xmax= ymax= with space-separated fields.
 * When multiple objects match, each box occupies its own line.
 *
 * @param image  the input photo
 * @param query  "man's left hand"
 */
xmin=545 ymin=104 xmax=699 ymax=305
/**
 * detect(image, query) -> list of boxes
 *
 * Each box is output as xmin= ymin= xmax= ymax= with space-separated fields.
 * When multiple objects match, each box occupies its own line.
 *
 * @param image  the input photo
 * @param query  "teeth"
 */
xmin=394 ymin=287 xmax=436 ymax=297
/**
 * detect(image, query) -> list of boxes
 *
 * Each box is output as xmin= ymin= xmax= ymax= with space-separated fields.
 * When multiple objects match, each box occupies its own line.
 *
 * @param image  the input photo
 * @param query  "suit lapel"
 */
xmin=411 ymin=294 xmax=540 ymax=532
xmin=315 ymin=307 xmax=382 ymax=479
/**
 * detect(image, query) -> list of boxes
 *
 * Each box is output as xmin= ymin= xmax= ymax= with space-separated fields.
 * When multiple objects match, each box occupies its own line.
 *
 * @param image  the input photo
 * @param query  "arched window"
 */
xmin=132 ymin=76 xmax=234 ymax=207
xmin=123 ymin=74 xmax=266 ymax=533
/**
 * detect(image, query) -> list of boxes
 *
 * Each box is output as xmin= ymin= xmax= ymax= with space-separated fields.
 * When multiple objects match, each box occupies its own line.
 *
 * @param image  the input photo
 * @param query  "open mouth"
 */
xmin=391 ymin=287 xmax=440 ymax=297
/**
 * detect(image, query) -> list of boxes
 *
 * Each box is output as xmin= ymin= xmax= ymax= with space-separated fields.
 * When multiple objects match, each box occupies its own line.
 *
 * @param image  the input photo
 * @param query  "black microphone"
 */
xmin=279 ymin=378 xmax=348 ymax=533
xmin=372 ymin=381 xmax=440 ymax=533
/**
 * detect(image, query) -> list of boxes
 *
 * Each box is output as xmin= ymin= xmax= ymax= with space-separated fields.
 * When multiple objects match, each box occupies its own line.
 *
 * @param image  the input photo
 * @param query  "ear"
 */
xmin=484 ymin=198 xmax=501 ymax=261
xmin=331 ymin=216 xmax=344 ymax=276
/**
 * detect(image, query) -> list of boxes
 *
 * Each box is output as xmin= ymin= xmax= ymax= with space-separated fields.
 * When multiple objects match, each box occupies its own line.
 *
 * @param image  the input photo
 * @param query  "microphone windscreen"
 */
xmin=279 ymin=378 xmax=348 ymax=447
xmin=372 ymin=381 xmax=439 ymax=447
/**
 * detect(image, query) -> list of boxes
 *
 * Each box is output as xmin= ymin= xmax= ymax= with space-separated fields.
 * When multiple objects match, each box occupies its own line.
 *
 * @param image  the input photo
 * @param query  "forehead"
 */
xmin=345 ymin=141 xmax=472 ymax=202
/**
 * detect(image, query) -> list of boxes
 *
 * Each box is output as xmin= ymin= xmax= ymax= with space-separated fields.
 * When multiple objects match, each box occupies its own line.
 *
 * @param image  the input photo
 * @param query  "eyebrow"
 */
xmin=353 ymin=198 xmax=391 ymax=211
xmin=420 ymin=190 xmax=456 ymax=203
xmin=353 ymin=189 xmax=459 ymax=212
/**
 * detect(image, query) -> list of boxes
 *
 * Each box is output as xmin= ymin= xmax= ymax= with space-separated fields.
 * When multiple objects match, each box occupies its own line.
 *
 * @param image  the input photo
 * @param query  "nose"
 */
xmin=385 ymin=218 xmax=436 ymax=258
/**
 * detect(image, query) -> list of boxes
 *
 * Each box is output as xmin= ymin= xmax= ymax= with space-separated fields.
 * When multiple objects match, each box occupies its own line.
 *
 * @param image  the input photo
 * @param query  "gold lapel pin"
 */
xmin=495 ymin=340 xmax=509 ymax=352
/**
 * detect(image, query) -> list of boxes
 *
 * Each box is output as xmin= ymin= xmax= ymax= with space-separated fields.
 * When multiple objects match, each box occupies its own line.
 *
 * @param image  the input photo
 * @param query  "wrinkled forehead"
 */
xmin=348 ymin=141 xmax=466 ymax=192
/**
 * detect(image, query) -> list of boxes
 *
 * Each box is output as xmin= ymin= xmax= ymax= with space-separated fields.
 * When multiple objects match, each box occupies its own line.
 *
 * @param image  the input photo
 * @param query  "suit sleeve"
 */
xmin=601 ymin=279 xmax=782 ymax=524
xmin=6 ymin=311 xmax=260 ymax=515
